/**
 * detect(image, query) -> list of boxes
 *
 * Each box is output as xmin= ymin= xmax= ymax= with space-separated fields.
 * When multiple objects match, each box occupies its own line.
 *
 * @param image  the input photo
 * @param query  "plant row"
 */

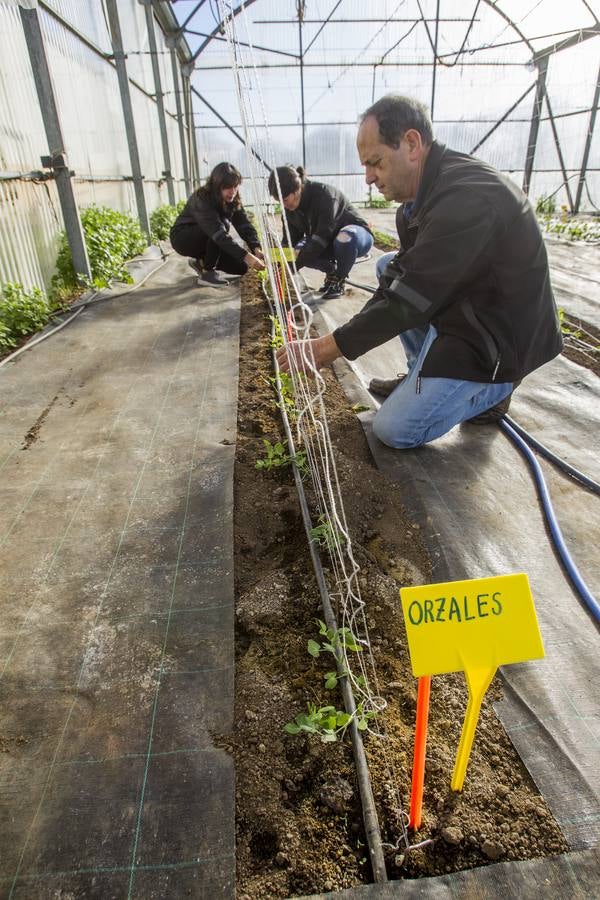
xmin=0 ymin=201 xmax=184 ymax=355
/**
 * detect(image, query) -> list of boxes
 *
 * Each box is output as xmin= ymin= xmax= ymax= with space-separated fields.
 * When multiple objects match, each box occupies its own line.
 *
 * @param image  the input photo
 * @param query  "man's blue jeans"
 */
xmin=372 ymin=253 xmax=513 ymax=449
xmin=296 ymin=224 xmax=373 ymax=279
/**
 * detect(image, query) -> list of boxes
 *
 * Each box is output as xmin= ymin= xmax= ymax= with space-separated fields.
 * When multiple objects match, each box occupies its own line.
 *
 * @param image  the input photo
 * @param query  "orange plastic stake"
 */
xmin=409 ymin=675 xmax=431 ymax=830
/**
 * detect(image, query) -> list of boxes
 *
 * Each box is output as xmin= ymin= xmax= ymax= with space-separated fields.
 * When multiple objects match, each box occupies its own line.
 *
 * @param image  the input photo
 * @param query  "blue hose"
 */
xmin=499 ymin=417 xmax=600 ymax=624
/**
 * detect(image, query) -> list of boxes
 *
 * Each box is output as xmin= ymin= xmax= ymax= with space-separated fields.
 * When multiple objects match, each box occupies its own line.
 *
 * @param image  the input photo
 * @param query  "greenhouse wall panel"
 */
xmin=0 ymin=0 xmax=190 ymax=293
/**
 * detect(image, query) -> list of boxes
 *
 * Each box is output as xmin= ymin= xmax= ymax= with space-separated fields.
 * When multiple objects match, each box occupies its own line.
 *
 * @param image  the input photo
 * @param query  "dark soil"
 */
xmin=229 ymin=273 xmax=568 ymax=898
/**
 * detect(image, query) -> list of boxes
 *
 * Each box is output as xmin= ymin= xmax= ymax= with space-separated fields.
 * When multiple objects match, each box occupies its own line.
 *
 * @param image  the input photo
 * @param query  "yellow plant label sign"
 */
xmin=401 ymin=573 xmax=544 ymax=791
xmin=400 ymin=572 xmax=544 ymax=676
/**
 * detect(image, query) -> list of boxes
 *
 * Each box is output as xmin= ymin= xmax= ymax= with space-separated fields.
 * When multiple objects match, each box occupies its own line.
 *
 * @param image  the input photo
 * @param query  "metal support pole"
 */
xmin=191 ymin=86 xmax=272 ymax=172
xmin=297 ymin=0 xmax=306 ymax=168
xmin=431 ymin=0 xmax=440 ymax=120
xmin=19 ymin=6 xmax=91 ymax=280
xmin=523 ymin=55 xmax=548 ymax=197
xmin=105 ymin=0 xmax=150 ymax=236
xmin=141 ymin=0 xmax=175 ymax=205
xmin=574 ymin=60 xmax=600 ymax=214
xmin=544 ymin=92 xmax=574 ymax=213
xmin=168 ymin=42 xmax=191 ymax=196
xmin=182 ymin=66 xmax=201 ymax=187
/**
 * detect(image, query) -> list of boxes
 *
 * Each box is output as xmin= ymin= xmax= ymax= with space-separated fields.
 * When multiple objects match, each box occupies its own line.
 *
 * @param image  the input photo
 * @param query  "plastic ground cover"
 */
xmin=0 ymin=253 xmax=238 ymax=897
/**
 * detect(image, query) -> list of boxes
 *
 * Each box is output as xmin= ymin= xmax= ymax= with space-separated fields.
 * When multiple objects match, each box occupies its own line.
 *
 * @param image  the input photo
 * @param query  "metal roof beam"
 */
xmin=533 ymin=25 xmax=600 ymax=61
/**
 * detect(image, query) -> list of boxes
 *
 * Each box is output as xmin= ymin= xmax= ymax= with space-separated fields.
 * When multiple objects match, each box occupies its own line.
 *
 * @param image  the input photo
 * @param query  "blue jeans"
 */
xmin=373 ymin=253 xmax=514 ymax=449
xmin=296 ymin=225 xmax=373 ymax=279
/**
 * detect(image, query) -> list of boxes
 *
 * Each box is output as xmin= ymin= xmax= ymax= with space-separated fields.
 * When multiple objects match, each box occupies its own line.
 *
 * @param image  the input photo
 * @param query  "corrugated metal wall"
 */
xmin=0 ymin=0 xmax=190 ymax=292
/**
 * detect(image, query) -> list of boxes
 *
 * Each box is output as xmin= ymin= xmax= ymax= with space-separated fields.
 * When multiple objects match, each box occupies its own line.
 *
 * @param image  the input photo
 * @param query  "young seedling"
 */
xmin=255 ymin=438 xmax=308 ymax=474
xmin=307 ymin=618 xmax=363 ymax=659
xmin=267 ymin=371 xmax=297 ymax=422
xmin=255 ymin=438 xmax=294 ymax=471
xmin=309 ymin=514 xmax=345 ymax=552
xmin=267 ymin=314 xmax=284 ymax=348
xmin=284 ymin=701 xmax=375 ymax=742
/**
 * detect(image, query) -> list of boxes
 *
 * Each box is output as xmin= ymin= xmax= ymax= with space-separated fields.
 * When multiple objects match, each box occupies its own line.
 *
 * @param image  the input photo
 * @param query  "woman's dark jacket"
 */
xmin=333 ymin=142 xmax=563 ymax=384
xmin=170 ymin=191 xmax=260 ymax=261
xmin=282 ymin=180 xmax=372 ymax=270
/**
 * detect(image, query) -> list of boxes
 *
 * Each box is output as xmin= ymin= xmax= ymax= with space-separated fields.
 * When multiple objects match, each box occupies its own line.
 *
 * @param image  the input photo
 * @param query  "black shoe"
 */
xmin=199 ymin=269 xmax=229 ymax=286
xmin=466 ymin=392 xmax=513 ymax=425
xmin=318 ymin=272 xmax=337 ymax=293
xmin=369 ymin=374 xmax=407 ymax=397
xmin=321 ymin=276 xmax=346 ymax=299
xmin=188 ymin=258 xmax=203 ymax=276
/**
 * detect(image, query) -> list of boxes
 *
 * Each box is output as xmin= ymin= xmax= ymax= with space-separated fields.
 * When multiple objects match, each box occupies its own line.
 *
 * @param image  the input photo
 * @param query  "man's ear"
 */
xmin=404 ymin=128 xmax=424 ymax=158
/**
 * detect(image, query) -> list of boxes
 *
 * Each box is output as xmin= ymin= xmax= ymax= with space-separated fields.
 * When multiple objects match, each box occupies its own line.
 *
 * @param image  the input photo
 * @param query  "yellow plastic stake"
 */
xmin=451 ymin=665 xmax=495 ymax=792
xmin=401 ymin=573 xmax=544 ymax=793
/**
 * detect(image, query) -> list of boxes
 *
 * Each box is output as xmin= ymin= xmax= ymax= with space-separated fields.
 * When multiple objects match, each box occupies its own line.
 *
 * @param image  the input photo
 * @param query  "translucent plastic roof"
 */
xmin=171 ymin=0 xmax=600 ymax=209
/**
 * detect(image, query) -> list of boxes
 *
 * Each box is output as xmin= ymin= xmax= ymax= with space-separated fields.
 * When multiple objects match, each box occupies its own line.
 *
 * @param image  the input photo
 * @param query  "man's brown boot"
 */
xmin=368 ymin=374 xmax=407 ymax=397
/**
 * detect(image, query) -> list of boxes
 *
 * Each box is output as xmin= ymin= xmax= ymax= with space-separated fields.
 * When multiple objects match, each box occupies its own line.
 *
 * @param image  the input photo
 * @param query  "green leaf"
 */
xmin=324 ymin=673 xmax=338 ymax=690
xmin=321 ymin=731 xmax=338 ymax=742
xmin=336 ymin=712 xmax=352 ymax=728
xmin=284 ymin=722 xmax=301 ymax=734
xmin=307 ymin=639 xmax=321 ymax=658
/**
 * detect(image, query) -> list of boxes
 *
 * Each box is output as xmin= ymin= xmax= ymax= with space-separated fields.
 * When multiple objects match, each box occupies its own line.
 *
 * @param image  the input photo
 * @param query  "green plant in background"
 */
xmin=309 ymin=514 xmax=345 ymax=552
xmin=366 ymin=196 xmax=393 ymax=208
xmin=371 ymin=228 xmax=398 ymax=251
xmin=52 ymin=204 xmax=148 ymax=295
xmin=0 ymin=282 xmax=53 ymax=352
xmin=150 ymin=200 xmax=185 ymax=243
xmin=558 ymin=307 xmax=583 ymax=339
xmin=535 ymin=195 xmax=556 ymax=217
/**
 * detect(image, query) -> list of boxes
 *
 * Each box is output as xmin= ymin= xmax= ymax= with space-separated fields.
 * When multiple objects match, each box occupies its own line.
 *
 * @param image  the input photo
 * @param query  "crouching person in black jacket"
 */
xmin=170 ymin=162 xmax=264 ymax=286
xmin=276 ymin=95 xmax=563 ymax=449
xmin=268 ymin=166 xmax=373 ymax=299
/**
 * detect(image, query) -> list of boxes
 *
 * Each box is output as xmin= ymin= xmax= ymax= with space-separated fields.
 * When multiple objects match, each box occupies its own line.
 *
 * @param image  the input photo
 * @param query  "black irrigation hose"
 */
xmin=263 ymin=284 xmax=388 ymax=882
xmin=504 ymin=414 xmax=600 ymax=495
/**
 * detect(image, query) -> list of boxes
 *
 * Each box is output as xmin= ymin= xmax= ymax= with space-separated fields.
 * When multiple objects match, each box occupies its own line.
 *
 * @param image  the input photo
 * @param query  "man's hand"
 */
xmin=253 ymin=248 xmax=265 ymax=262
xmin=244 ymin=251 xmax=265 ymax=271
xmin=276 ymin=333 xmax=342 ymax=376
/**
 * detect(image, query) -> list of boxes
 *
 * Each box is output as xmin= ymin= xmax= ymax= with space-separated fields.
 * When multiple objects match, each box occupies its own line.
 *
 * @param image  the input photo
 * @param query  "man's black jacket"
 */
xmin=282 ymin=180 xmax=371 ymax=270
xmin=171 ymin=191 xmax=260 ymax=261
xmin=333 ymin=142 xmax=563 ymax=383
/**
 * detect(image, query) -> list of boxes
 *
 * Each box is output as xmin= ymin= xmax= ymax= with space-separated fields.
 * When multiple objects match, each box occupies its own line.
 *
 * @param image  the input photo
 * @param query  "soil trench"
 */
xmin=230 ymin=272 xmax=568 ymax=898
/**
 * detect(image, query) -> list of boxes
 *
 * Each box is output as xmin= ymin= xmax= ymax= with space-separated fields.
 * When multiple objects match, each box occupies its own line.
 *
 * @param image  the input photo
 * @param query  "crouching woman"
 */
xmin=170 ymin=162 xmax=264 ymax=285
xmin=267 ymin=165 xmax=373 ymax=298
